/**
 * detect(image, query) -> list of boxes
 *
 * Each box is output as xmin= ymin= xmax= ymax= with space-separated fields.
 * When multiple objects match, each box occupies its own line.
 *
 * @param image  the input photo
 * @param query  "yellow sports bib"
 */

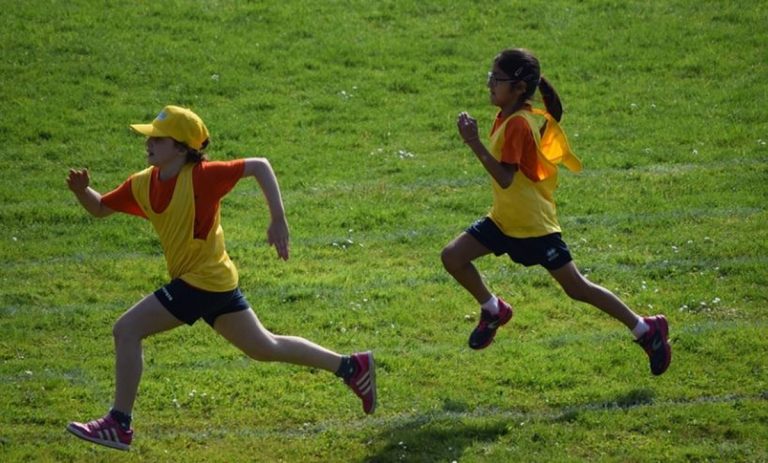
xmin=487 ymin=109 xmax=581 ymax=238
xmin=131 ymin=164 xmax=238 ymax=291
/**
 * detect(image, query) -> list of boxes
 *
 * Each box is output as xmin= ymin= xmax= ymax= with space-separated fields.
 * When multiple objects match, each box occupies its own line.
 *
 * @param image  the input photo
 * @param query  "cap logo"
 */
xmin=156 ymin=111 xmax=167 ymax=121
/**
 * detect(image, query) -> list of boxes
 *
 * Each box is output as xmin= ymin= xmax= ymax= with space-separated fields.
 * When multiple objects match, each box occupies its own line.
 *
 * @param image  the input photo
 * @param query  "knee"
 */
xmin=441 ymin=245 xmax=461 ymax=272
xmin=245 ymin=336 xmax=280 ymax=362
xmin=112 ymin=319 xmax=133 ymax=344
xmin=112 ymin=318 xmax=144 ymax=344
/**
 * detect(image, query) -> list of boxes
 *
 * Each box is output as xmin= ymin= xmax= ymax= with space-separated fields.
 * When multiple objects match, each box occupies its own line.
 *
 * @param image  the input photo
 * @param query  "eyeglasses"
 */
xmin=487 ymin=72 xmax=517 ymax=86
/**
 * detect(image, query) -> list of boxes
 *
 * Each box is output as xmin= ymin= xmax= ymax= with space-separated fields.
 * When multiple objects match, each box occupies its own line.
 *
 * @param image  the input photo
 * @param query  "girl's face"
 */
xmin=145 ymin=137 xmax=185 ymax=168
xmin=487 ymin=61 xmax=526 ymax=109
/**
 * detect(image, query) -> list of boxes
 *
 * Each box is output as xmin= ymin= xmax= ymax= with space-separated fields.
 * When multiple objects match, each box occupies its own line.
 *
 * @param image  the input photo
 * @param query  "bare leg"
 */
xmin=441 ymin=232 xmax=494 ymax=304
xmin=214 ymin=308 xmax=342 ymax=372
xmin=548 ymin=261 xmax=640 ymax=329
xmin=112 ymin=294 xmax=184 ymax=413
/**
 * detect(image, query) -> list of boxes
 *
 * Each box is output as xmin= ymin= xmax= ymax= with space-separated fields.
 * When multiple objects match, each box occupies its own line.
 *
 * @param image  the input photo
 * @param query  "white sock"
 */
xmin=481 ymin=295 xmax=499 ymax=315
xmin=631 ymin=318 xmax=649 ymax=339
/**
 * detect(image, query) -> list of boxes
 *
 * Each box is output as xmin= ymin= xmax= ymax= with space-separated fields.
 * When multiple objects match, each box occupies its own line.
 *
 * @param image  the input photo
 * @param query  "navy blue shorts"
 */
xmin=466 ymin=217 xmax=572 ymax=270
xmin=154 ymin=278 xmax=251 ymax=327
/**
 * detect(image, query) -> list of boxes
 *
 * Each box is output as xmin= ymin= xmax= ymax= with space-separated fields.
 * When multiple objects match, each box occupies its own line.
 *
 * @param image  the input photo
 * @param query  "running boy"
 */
xmin=442 ymin=48 xmax=671 ymax=375
xmin=66 ymin=105 xmax=376 ymax=451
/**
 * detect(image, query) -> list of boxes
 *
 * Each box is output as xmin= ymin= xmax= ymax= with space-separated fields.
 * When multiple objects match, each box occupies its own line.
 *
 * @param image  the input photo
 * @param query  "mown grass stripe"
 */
xmin=146 ymin=392 xmax=767 ymax=441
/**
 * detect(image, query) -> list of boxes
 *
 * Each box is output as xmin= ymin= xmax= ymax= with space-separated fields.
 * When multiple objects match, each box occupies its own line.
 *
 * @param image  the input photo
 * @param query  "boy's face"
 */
xmin=145 ymin=137 xmax=184 ymax=167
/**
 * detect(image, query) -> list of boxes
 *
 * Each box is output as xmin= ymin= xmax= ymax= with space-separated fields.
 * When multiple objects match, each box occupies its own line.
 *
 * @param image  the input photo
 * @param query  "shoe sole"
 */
xmin=66 ymin=424 xmax=130 ymax=451
xmin=652 ymin=316 xmax=671 ymax=376
xmin=362 ymin=351 xmax=377 ymax=414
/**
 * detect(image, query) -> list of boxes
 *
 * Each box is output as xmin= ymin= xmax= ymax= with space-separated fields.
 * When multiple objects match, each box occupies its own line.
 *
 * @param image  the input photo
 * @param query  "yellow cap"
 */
xmin=130 ymin=105 xmax=210 ymax=150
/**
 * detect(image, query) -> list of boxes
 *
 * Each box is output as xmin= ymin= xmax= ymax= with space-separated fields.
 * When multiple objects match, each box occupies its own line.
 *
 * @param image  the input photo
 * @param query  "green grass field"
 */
xmin=1 ymin=1 xmax=767 ymax=461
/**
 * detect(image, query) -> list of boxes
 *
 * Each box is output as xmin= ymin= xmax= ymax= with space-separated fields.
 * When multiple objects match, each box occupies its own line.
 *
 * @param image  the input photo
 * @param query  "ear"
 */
xmin=512 ymin=80 xmax=527 ymax=93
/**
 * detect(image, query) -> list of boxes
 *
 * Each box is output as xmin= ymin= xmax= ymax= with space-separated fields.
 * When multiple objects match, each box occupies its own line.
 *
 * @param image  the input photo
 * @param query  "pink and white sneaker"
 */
xmin=635 ymin=315 xmax=672 ymax=376
xmin=67 ymin=414 xmax=133 ymax=451
xmin=469 ymin=297 xmax=514 ymax=350
xmin=344 ymin=351 xmax=377 ymax=414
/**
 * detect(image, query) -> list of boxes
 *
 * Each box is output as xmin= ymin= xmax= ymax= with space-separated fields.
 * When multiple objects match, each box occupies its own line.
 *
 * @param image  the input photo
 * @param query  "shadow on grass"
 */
xmin=364 ymin=401 xmax=509 ymax=463
xmin=362 ymin=389 xmax=657 ymax=462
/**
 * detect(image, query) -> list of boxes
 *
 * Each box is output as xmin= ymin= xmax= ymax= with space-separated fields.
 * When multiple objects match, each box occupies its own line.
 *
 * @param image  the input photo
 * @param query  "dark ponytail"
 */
xmin=538 ymin=76 xmax=563 ymax=122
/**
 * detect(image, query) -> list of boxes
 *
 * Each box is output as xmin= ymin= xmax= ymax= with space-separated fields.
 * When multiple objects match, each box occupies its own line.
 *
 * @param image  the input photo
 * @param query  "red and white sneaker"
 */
xmin=344 ymin=351 xmax=377 ymax=414
xmin=469 ymin=298 xmax=514 ymax=350
xmin=66 ymin=414 xmax=133 ymax=451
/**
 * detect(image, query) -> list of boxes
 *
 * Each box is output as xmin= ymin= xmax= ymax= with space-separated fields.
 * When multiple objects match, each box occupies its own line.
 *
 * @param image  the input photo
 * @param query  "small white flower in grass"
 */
xmin=672 ymin=246 xmax=679 ymax=253
xmin=25 ymin=370 xmax=32 ymax=375
xmin=692 ymin=149 xmax=699 ymax=155
xmin=211 ymin=74 xmax=220 ymax=82
xmin=712 ymin=297 xmax=721 ymax=304
xmin=12 ymin=237 xmax=17 ymax=242
xmin=651 ymin=103 xmax=657 ymax=109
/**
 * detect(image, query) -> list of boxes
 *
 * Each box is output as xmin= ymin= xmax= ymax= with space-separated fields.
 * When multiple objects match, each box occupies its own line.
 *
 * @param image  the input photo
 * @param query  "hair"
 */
xmin=496 ymin=48 xmax=563 ymax=122
xmin=174 ymin=139 xmax=209 ymax=163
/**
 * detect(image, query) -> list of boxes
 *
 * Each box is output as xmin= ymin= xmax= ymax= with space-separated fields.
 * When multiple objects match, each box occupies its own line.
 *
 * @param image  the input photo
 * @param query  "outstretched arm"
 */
xmin=457 ymin=112 xmax=516 ymax=188
xmin=242 ymin=158 xmax=289 ymax=261
xmin=66 ymin=169 xmax=115 ymax=218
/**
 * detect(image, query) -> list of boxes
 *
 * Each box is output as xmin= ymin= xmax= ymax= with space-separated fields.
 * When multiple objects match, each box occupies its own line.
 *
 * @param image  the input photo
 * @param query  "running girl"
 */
xmin=66 ymin=105 xmax=376 ymax=451
xmin=442 ymin=48 xmax=671 ymax=376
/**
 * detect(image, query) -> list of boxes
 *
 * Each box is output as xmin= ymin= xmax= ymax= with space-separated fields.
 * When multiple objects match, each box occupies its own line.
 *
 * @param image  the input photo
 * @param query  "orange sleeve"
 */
xmin=502 ymin=117 xmax=542 ymax=181
xmin=191 ymin=160 xmax=246 ymax=240
xmin=194 ymin=160 xmax=246 ymax=200
xmin=101 ymin=178 xmax=147 ymax=218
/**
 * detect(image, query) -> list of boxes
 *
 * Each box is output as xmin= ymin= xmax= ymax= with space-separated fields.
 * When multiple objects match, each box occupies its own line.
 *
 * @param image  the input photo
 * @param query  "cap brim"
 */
xmin=130 ymin=123 xmax=168 ymax=138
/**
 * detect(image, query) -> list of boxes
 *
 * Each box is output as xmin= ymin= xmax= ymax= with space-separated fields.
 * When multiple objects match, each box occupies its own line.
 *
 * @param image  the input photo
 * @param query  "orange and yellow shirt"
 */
xmin=487 ymin=108 xmax=581 ymax=238
xmin=102 ymin=160 xmax=245 ymax=291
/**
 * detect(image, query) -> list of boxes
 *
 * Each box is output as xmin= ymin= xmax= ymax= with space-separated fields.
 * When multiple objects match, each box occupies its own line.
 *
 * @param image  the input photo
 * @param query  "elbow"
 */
xmin=497 ymin=175 xmax=514 ymax=189
xmin=245 ymin=157 xmax=272 ymax=178
xmin=91 ymin=202 xmax=113 ymax=218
